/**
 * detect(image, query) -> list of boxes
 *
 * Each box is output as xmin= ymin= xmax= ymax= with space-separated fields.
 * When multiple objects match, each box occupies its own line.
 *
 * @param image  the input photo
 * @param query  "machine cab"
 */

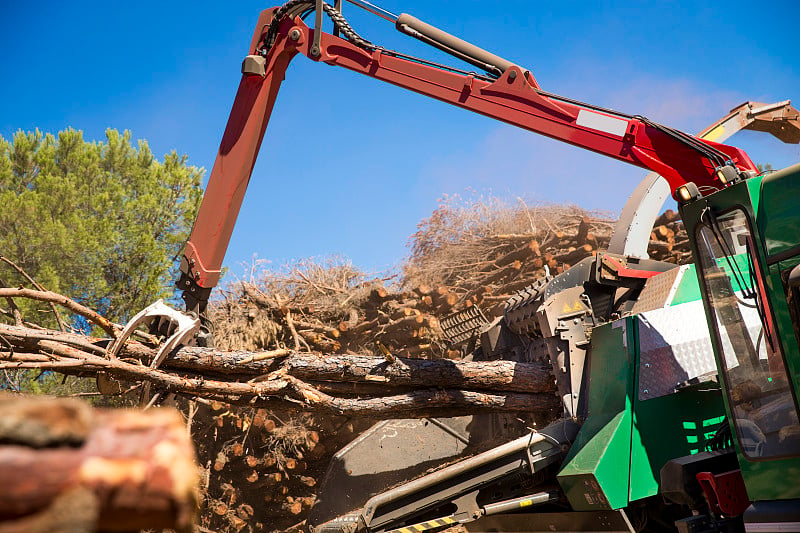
xmin=680 ymin=163 xmax=800 ymax=520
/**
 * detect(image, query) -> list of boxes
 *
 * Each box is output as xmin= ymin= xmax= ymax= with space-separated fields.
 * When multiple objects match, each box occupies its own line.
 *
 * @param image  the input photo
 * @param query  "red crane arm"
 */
xmin=178 ymin=7 xmax=756 ymax=310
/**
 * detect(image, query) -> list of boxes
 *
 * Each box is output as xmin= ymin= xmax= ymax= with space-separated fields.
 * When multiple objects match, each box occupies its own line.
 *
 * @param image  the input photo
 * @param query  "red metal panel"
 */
xmin=697 ymin=470 xmax=751 ymax=517
xmin=182 ymin=9 xmax=295 ymax=288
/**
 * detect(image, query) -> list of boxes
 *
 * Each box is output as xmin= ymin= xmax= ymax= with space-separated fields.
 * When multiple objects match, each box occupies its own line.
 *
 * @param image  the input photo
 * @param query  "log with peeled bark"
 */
xmin=0 ymin=323 xmax=559 ymax=419
xmin=0 ymin=394 xmax=198 ymax=533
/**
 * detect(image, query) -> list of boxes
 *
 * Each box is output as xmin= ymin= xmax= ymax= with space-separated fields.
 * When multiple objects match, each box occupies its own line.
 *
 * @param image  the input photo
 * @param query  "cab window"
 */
xmin=695 ymin=208 xmax=800 ymax=459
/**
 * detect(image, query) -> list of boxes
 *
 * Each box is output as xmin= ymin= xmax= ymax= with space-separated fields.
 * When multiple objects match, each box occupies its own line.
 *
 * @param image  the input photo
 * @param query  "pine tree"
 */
xmin=0 ymin=128 xmax=203 ymax=327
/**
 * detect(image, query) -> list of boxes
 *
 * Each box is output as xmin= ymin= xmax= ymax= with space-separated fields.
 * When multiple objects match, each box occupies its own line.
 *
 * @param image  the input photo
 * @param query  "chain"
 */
xmin=322 ymin=3 xmax=374 ymax=49
xmin=262 ymin=0 xmax=374 ymax=54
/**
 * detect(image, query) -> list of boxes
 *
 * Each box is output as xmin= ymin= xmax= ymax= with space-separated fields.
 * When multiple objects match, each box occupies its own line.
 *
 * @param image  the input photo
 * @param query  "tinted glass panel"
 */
xmin=696 ymin=209 xmax=800 ymax=459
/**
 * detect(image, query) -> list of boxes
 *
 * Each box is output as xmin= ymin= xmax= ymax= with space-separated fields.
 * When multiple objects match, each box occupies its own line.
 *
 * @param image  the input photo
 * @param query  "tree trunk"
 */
xmin=284 ymin=354 xmax=556 ymax=393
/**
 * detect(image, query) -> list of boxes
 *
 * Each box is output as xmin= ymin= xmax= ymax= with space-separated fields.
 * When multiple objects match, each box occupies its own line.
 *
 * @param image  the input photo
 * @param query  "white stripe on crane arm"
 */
xmin=576 ymin=109 xmax=629 ymax=137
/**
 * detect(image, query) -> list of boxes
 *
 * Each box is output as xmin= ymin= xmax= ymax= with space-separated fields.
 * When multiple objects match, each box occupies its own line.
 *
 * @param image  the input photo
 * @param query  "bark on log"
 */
xmin=476 ymin=260 xmax=523 ymax=288
xmin=148 ymin=346 xmax=554 ymax=394
xmin=284 ymin=354 xmax=556 ymax=393
xmin=0 ymin=324 xmax=559 ymax=418
xmin=0 ymin=288 xmax=118 ymax=336
xmin=654 ymin=209 xmax=680 ymax=226
xmin=286 ymin=376 xmax=561 ymax=418
xmin=575 ymin=217 xmax=591 ymax=244
xmin=0 ymin=394 xmax=198 ymax=533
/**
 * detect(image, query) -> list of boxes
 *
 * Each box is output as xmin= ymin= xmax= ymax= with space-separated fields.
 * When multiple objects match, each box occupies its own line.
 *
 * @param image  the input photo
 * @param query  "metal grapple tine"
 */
xmin=106 ymin=299 xmax=201 ymax=368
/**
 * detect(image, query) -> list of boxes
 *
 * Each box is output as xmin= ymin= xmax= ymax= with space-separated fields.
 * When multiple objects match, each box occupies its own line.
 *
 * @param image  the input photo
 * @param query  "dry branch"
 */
xmin=0 ymin=288 xmax=117 ymax=336
xmin=0 ymin=256 xmax=66 ymax=332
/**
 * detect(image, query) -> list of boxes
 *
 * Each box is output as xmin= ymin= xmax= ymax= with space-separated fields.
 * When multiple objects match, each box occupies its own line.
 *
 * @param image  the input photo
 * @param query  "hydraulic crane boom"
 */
xmin=178 ymin=2 xmax=758 ymax=313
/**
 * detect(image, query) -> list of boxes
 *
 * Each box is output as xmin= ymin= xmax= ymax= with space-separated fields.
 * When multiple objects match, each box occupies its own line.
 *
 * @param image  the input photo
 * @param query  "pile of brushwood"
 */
xmin=0 ymin=198 xmax=689 ymax=532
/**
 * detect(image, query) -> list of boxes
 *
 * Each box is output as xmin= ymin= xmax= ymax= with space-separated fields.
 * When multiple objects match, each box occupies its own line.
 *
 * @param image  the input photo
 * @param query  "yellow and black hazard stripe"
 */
xmin=384 ymin=516 xmax=457 ymax=533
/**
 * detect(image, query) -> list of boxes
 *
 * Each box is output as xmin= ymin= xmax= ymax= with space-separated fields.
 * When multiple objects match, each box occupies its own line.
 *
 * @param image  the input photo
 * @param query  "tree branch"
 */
xmin=0 ymin=256 xmax=66 ymax=332
xmin=0 ymin=288 xmax=117 ymax=336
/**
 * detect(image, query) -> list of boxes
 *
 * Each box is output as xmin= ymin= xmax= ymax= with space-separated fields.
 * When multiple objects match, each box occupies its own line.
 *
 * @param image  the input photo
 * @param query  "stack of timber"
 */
xmin=0 ymin=322 xmax=559 ymax=532
xmin=190 ymin=207 xmax=694 ymax=531
xmin=647 ymin=209 xmax=692 ymax=264
xmin=194 ymin=403 xmax=364 ymax=533
xmin=211 ymin=209 xmax=692 ymax=362
xmin=404 ymin=209 xmax=692 ymax=322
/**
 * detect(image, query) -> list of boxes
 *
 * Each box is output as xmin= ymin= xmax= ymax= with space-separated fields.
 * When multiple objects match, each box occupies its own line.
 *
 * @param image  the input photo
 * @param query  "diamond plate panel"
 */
xmin=638 ymin=301 xmax=716 ymax=400
xmin=630 ymin=265 xmax=686 ymax=315
xmin=637 ymin=300 xmax=765 ymax=400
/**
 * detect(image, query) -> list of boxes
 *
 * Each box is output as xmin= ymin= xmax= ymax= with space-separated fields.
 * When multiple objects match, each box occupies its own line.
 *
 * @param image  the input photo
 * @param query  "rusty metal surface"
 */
xmin=702 ymin=100 xmax=800 ymax=144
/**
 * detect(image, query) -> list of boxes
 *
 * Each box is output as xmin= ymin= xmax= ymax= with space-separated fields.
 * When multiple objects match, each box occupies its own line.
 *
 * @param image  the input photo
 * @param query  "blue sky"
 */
xmin=2 ymin=1 xmax=799 ymax=280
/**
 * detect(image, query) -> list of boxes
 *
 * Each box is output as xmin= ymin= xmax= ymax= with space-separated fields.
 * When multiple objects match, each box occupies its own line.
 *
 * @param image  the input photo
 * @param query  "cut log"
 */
xmin=653 ymin=224 xmax=675 ymax=241
xmin=556 ymin=244 xmax=595 ymax=265
xmin=478 ymin=260 xmax=523 ymax=288
xmin=654 ymin=209 xmax=680 ymax=226
xmin=0 ymin=394 xmax=198 ymax=533
xmin=413 ymin=284 xmax=432 ymax=297
xmin=293 ymin=319 xmax=340 ymax=338
xmin=575 ymin=217 xmax=591 ymax=243
xmin=284 ymin=354 xmax=555 ymax=393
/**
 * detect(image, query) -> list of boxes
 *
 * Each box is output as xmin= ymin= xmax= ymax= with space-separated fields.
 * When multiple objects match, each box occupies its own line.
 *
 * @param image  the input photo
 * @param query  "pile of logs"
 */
xmin=648 ymin=209 xmax=692 ymax=264
xmin=196 ymin=404 xmax=364 ymax=532
xmin=213 ymin=211 xmax=692 ymax=363
xmin=189 ymin=208 xmax=692 ymax=532
xmin=0 ymin=321 xmax=559 ymax=532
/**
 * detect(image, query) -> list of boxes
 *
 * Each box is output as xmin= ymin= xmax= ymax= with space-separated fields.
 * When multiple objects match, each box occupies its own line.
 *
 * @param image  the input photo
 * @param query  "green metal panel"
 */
xmin=757 ymin=163 xmax=800 ymax=258
xmin=628 ymin=383 xmax=725 ymax=502
xmin=744 ymin=167 xmax=800 ymax=501
xmin=558 ymin=319 xmax=634 ymax=511
xmin=767 ymin=260 xmax=800 ymax=400
xmin=668 ymin=263 xmax=702 ymax=306
xmin=756 ymin=166 xmax=800 ymax=402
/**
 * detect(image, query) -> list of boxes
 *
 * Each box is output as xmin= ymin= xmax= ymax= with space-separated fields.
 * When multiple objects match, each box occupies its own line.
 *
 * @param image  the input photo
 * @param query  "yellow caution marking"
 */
xmin=519 ymin=498 xmax=533 ymax=507
xmin=561 ymin=300 xmax=584 ymax=313
xmin=386 ymin=516 xmax=457 ymax=533
xmin=703 ymin=124 xmax=725 ymax=141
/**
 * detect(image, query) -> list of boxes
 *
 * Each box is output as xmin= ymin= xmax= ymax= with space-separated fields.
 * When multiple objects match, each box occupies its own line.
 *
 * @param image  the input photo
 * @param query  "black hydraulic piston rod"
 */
xmin=395 ymin=13 xmax=515 ymax=76
xmin=343 ymin=1 xmax=515 ymax=75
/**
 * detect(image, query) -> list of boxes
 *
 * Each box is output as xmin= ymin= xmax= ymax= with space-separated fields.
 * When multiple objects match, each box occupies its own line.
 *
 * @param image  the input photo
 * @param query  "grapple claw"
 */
xmin=106 ymin=299 xmax=201 ymax=369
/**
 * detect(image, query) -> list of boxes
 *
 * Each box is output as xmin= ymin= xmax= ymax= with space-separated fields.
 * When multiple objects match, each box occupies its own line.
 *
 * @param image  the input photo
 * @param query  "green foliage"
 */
xmin=0 ymin=128 xmax=203 ymax=326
